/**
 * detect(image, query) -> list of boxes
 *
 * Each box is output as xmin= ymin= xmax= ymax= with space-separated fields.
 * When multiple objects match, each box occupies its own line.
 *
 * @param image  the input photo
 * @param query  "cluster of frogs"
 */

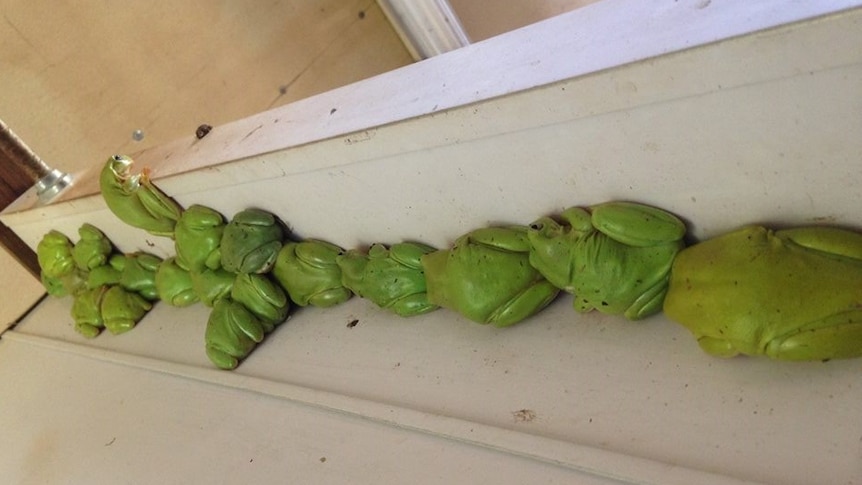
xmin=35 ymin=156 xmax=862 ymax=369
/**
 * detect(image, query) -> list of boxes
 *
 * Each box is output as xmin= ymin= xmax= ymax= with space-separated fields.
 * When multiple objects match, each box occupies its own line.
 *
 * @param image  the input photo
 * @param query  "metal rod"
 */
xmin=0 ymin=118 xmax=72 ymax=203
xmin=0 ymin=118 xmax=53 ymax=181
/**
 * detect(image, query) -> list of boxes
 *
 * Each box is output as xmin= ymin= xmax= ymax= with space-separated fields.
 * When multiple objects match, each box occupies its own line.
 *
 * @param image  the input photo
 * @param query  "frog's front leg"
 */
xmin=588 ymin=201 xmax=686 ymax=247
xmin=387 ymin=241 xmax=436 ymax=269
xmin=389 ymin=293 xmax=438 ymax=317
xmin=766 ymin=310 xmax=862 ymax=361
xmin=777 ymin=226 xmax=862 ymax=261
xmin=136 ymin=168 xmax=183 ymax=222
xmin=467 ymin=226 xmax=533 ymax=253
xmin=206 ymin=346 xmax=241 ymax=371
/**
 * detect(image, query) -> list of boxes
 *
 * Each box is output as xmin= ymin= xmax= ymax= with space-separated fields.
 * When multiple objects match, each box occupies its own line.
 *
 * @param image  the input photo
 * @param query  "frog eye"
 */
xmin=530 ymin=222 xmax=544 ymax=231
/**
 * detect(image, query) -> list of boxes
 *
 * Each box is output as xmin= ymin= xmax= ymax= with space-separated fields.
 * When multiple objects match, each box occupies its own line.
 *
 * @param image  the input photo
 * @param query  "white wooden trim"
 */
xmin=3 ymin=0 xmax=857 ymax=211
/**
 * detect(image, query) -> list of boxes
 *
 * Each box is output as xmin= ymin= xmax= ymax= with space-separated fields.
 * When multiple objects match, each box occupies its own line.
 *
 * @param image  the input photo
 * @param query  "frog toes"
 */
xmin=206 ymin=346 xmax=239 ymax=370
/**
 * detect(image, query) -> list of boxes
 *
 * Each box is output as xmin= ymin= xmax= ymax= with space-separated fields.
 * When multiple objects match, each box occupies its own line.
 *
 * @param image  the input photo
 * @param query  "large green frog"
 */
xmin=663 ymin=225 xmax=862 ymax=360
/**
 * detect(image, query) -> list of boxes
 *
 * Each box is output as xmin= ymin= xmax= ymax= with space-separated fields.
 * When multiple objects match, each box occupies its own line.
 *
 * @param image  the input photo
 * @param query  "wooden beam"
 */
xmin=0 ymin=220 xmax=39 ymax=278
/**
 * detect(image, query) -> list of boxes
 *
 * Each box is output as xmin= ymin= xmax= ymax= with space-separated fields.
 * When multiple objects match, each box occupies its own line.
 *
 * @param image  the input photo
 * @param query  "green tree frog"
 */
xmin=37 ymin=230 xmax=76 ymax=279
xmin=101 ymin=285 xmax=153 ymax=335
xmin=337 ymin=242 xmax=438 ymax=317
xmin=71 ymin=286 xmax=107 ymax=337
xmin=664 ymin=225 xmax=862 ymax=360
xmin=174 ymin=204 xmax=226 ymax=272
xmin=421 ymin=226 xmax=559 ymax=327
xmin=100 ymin=155 xmax=184 ymax=238
xmin=205 ymin=298 xmax=267 ymax=370
xmin=527 ymin=202 xmax=686 ymax=320
xmin=72 ymin=223 xmax=113 ymax=271
xmin=219 ymin=208 xmax=284 ymax=274
xmin=272 ymin=239 xmax=352 ymax=307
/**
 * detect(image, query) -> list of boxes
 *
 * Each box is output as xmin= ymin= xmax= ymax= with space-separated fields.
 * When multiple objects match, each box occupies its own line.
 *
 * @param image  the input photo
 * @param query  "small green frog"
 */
xmin=231 ymin=273 xmax=290 ymax=329
xmin=664 ymin=225 xmax=862 ymax=360
xmin=100 ymin=155 xmax=184 ymax=238
xmin=72 ymin=223 xmax=113 ymax=271
xmin=272 ymin=240 xmax=352 ymax=307
xmin=71 ymin=286 xmax=107 ymax=337
xmin=527 ymin=202 xmax=686 ymax=320
xmin=37 ymin=230 xmax=76 ymax=279
xmin=421 ymin=226 xmax=559 ymax=327
xmin=219 ymin=208 xmax=284 ymax=274
xmin=101 ymin=285 xmax=152 ymax=335
xmin=337 ymin=242 xmax=438 ymax=317
xmin=155 ymin=257 xmax=199 ymax=307
xmin=205 ymin=298 xmax=267 ymax=370
xmin=174 ymin=204 xmax=226 ymax=272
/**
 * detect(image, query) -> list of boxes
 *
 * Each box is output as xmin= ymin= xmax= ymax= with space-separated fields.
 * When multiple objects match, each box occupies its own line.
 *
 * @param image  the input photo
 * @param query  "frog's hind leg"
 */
xmin=766 ymin=310 xmax=862 ymax=361
xmin=624 ymin=281 xmax=668 ymax=320
xmin=696 ymin=336 xmax=741 ymax=358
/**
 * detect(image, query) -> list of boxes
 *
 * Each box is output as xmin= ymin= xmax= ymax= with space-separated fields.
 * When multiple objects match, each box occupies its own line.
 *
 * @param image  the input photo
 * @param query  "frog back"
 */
xmin=664 ymin=226 xmax=862 ymax=356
